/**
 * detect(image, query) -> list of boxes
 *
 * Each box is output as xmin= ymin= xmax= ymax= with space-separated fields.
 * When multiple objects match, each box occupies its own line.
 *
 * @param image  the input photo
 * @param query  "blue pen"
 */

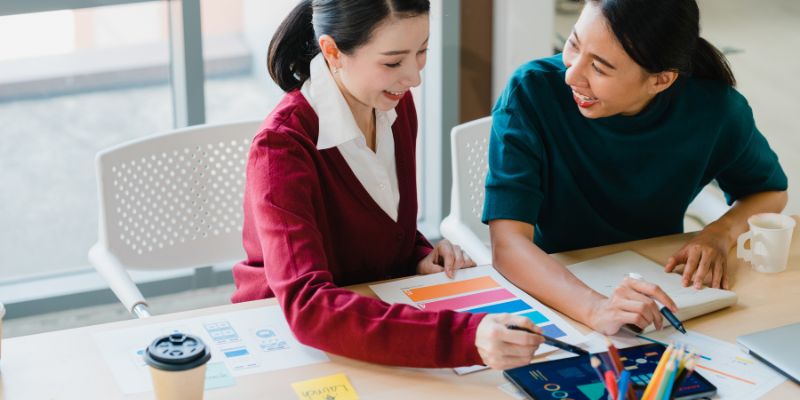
xmin=628 ymin=272 xmax=687 ymax=334
xmin=617 ymin=369 xmax=631 ymax=400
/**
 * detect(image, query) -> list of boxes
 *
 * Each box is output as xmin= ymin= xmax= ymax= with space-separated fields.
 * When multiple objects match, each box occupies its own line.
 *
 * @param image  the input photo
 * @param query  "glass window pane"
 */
xmin=201 ymin=0 xmax=295 ymax=124
xmin=0 ymin=2 xmax=172 ymax=282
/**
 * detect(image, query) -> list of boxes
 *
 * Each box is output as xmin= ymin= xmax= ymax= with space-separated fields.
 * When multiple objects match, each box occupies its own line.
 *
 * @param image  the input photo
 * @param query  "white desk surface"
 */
xmin=2 ymin=217 xmax=798 ymax=399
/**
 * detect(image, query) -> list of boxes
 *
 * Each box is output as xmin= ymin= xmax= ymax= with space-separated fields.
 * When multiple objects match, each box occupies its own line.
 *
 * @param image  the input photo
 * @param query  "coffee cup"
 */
xmin=737 ymin=213 xmax=796 ymax=273
xmin=143 ymin=332 xmax=211 ymax=400
xmin=0 ymin=301 xmax=5 ymax=360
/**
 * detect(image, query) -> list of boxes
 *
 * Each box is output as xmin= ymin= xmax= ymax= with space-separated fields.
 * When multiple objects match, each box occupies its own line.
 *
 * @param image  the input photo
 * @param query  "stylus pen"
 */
xmin=628 ymin=272 xmax=687 ymax=334
xmin=506 ymin=325 xmax=589 ymax=356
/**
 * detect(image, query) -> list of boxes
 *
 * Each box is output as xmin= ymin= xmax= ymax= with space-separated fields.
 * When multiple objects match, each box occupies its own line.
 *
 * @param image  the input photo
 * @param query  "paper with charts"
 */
xmin=92 ymin=305 xmax=329 ymax=394
xmin=641 ymin=330 xmax=787 ymax=400
xmin=369 ymin=265 xmax=587 ymax=373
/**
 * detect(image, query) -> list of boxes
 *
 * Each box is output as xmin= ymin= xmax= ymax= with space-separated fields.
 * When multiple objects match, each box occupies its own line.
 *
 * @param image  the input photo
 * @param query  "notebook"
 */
xmin=565 ymin=251 xmax=738 ymax=333
xmin=737 ymin=322 xmax=800 ymax=383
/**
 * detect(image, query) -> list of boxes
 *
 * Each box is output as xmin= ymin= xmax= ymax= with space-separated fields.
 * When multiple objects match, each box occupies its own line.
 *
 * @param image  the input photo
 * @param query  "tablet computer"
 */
xmin=504 ymin=343 xmax=716 ymax=400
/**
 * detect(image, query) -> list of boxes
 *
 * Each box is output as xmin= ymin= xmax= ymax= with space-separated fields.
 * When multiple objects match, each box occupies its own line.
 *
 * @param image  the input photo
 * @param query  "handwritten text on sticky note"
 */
xmin=291 ymin=373 xmax=359 ymax=400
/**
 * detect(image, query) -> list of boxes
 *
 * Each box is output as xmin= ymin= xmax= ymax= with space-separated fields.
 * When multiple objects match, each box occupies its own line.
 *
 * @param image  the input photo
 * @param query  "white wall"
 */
xmin=492 ymin=0 xmax=555 ymax=101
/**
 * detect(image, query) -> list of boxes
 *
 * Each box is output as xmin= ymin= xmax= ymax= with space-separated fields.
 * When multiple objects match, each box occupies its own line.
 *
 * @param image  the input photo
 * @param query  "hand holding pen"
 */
xmin=506 ymin=324 xmax=589 ymax=356
xmin=627 ymin=273 xmax=686 ymax=334
xmin=588 ymin=274 xmax=680 ymax=335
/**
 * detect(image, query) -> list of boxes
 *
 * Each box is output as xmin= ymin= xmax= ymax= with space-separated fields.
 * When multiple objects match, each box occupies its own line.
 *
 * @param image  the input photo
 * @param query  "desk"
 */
xmin=2 ymin=218 xmax=798 ymax=399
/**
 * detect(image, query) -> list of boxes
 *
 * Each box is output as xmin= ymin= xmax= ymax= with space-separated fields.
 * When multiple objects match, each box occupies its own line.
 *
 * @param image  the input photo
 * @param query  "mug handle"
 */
xmin=737 ymin=231 xmax=753 ymax=262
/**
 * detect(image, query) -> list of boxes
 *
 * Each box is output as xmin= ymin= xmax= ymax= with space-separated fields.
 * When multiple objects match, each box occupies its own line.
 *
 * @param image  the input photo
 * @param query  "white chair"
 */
xmin=88 ymin=120 xmax=262 ymax=318
xmin=685 ymin=183 xmax=729 ymax=230
xmin=439 ymin=115 xmax=729 ymax=264
xmin=440 ymin=116 xmax=493 ymax=265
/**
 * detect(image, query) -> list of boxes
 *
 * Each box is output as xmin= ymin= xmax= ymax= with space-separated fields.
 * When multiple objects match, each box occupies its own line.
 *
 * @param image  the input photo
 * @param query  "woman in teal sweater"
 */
xmin=484 ymin=0 xmax=788 ymax=335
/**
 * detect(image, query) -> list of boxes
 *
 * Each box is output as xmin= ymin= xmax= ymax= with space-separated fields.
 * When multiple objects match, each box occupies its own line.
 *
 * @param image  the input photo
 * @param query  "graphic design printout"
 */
xmin=643 ymin=330 xmax=786 ymax=400
xmin=92 ymin=305 xmax=329 ymax=394
xmin=370 ymin=265 xmax=587 ymax=373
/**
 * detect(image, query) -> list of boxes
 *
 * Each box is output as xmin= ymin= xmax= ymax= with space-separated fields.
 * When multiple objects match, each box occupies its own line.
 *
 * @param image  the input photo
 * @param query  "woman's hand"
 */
xmin=417 ymin=239 xmax=475 ymax=278
xmin=587 ymin=277 xmax=678 ymax=335
xmin=475 ymin=314 xmax=544 ymax=370
xmin=665 ymin=227 xmax=731 ymax=289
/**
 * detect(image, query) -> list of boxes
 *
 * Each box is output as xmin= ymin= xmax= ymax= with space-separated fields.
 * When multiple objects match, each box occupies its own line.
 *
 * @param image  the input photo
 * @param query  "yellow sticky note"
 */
xmin=291 ymin=373 xmax=360 ymax=400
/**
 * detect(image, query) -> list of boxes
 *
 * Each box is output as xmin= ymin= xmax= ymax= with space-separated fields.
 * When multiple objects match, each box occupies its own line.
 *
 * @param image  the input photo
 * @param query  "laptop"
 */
xmin=737 ymin=322 xmax=800 ymax=383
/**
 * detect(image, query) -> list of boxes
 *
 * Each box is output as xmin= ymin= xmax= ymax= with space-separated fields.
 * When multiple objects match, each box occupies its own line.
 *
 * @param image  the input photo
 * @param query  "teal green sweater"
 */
xmin=482 ymin=55 xmax=787 ymax=253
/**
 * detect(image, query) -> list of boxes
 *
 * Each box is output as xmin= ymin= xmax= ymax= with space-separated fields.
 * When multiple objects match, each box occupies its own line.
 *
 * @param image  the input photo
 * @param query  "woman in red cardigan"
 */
xmin=231 ymin=0 xmax=543 ymax=369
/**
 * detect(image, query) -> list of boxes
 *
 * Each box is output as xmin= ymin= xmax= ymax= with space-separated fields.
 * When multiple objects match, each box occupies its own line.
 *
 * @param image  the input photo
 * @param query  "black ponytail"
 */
xmin=268 ymin=0 xmax=431 ymax=93
xmin=268 ymin=0 xmax=317 ymax=92
xmin=691 ymin=37 xmax=736 ymax=87
xmin=590 ymin=0 xmax=736 ymax=86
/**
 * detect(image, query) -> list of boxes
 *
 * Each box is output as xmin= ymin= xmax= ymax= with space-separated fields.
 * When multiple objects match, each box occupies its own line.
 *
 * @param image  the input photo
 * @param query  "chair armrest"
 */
xmin=88 ymin=243 xmax=149 ymax=317
xmin=440 ymin=216 xmax=492 ymax=265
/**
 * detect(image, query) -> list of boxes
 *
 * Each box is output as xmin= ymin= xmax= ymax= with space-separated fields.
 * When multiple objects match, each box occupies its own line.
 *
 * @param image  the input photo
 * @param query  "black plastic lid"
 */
xmin=143 ymin=333 xmax=211 ymax=371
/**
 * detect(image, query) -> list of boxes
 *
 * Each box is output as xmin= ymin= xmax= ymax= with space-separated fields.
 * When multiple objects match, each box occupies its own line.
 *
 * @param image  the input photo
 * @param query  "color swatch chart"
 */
xmin=370 ymin=265 xmax=586 ymax=348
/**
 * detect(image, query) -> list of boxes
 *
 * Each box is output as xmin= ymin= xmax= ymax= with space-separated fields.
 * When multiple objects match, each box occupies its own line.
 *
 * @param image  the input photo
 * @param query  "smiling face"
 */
xmin=322 ymin=14 xmax=429 ymax=115
xmin=562 ymin=2 xmax=676 ymax=118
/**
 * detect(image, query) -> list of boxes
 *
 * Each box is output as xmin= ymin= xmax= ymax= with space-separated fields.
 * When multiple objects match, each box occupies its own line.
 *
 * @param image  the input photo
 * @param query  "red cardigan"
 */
xmin=231 ymin=90 xmax=484 ymax=367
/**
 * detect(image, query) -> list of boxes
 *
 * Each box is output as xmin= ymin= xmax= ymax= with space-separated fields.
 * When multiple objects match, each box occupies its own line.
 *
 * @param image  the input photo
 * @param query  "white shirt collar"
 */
xmin=301 ymin=54 xmax=398 ymax=150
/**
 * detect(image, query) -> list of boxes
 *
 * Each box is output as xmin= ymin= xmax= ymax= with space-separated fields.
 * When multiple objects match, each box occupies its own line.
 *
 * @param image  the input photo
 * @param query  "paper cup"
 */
xmin=143 ymin=333 xmax=211 ymax=400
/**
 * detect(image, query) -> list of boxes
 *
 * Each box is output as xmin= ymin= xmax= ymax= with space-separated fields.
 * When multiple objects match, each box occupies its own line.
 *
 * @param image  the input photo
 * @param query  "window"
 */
xmin=0 ymin=2 xmax=172 ymax=282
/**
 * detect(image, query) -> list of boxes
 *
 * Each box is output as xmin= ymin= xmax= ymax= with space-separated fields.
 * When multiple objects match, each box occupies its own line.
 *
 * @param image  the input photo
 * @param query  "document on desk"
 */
xmin=641 ymin=330 xmax=787 ymax=400
xmin=566 ymin=251 xmax=738 ymax=333
xmin=92 ymin=305 xmax=329 ymax=394
xmin=369 ymin=265 xmax=587 ymax=374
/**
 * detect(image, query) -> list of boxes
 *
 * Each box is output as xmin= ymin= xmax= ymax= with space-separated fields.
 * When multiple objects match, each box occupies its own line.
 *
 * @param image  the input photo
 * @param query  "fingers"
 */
xmin=722 ymin=273 xmax=730 ymax=290
xmin=711 ymin=258 xmax=724 ymax=289
xmin=462 ymin=252 xmax=476 ymax=268
xmin=624 ymin=278 xmax=678 ymax=313
xmin=476 ymin=314 xmax=545 ymax=370
xmin=682 ymin=248 xmax=701 ymax=287
xmin=432 ymin=240 xmax=476 ymax=278
xmin=690 ymin=248 xmax=714 ymax=289
xmin=664 ymin=247 xmax=686 ymax=273
xmin=612 ymin=285 xmax=663 ymax=330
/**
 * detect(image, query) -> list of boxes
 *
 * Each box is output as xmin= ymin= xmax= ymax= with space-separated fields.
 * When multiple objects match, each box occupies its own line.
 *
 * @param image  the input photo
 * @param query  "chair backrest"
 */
xmin=94 ymin=119 xmax=262 ymax=270
xmin=449 ymin=116 xmax=492 ymax=244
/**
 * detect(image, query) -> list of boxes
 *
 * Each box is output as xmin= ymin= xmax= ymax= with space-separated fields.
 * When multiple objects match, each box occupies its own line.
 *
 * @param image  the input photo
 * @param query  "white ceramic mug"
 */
xmin=737 ymin=213 xmax=795 ymax=273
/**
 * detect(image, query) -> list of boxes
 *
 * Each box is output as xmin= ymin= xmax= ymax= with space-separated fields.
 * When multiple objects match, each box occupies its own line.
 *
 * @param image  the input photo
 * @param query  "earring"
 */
xmin=332 ymin=66 xmax=340 ymax=74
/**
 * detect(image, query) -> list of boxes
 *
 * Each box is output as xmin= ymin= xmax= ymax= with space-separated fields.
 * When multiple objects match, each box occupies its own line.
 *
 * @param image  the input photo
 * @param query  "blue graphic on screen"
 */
xmin=504 ymin=343 xmax=716 ymax=400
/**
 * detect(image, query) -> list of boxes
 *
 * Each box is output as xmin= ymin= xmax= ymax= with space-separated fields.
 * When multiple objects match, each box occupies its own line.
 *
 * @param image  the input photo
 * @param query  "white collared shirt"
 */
xmin=300 ymin=54 xmax=400 ymax=222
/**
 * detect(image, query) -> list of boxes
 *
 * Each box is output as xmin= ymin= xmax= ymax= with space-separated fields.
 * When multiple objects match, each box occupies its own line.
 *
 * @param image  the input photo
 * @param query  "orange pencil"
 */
xmin=642 ymin=344 xmax=673 ymax=400
xmin=605 ymin=337 xmax=635 ymax=400
xmin=604 ymin=370 xmax=618 ymax=400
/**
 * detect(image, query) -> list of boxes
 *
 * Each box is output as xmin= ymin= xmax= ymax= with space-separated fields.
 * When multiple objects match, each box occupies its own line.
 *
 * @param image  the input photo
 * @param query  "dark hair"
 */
xmin=589 ymin=0 xmax=736 ymax=86
xmin=268 ymin=0 xmax=430 ymax=92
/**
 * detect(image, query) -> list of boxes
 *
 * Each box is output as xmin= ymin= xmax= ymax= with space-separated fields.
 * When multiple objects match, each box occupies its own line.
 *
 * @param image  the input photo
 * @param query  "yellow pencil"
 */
xmin=642 ymin=344 xmax=673 ymax=400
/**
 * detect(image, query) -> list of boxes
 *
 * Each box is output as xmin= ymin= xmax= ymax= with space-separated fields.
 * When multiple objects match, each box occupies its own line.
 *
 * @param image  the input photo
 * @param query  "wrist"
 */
xmin=583 ymin=291 xmax=607 ymax=328
xmin=701 ymin=220 xmax=735 ymax=249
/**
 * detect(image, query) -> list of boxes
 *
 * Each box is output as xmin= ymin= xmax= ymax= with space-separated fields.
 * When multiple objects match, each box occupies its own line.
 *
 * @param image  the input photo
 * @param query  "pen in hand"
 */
xmin=627 ymin=272 xmax=686 ymax=334
xmin=506 ymin=324 xmax=589 ymax=356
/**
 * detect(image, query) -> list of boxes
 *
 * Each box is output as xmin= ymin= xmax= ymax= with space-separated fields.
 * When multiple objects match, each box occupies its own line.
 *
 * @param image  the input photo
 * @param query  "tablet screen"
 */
xmin=504 ymin=343 xmax=716 ymax=400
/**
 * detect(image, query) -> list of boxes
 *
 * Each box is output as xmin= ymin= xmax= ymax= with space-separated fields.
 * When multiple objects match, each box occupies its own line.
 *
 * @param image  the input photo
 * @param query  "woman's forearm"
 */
xmin=489 ymin=220 xmax=604 ymax=326
xmin=705 ymin=190 xmax=788 ymax=247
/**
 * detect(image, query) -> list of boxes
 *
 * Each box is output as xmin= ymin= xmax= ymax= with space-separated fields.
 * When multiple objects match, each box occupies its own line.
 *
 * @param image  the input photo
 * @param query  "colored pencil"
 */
xmin=642 ymin=344 xmax=673 ymax=400
xmin=617 ymin=370 xmax=631 ymax=400
xmin=604 ymin=370 xmax=618 ymax=400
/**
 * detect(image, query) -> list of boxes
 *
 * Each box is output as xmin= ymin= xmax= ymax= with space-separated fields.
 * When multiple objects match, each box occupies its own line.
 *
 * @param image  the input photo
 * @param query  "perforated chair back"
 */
xmin=89 ymin=120 xmax=261 ymax=316
xmin=440 ymin=116 xmax=492 ymax=264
